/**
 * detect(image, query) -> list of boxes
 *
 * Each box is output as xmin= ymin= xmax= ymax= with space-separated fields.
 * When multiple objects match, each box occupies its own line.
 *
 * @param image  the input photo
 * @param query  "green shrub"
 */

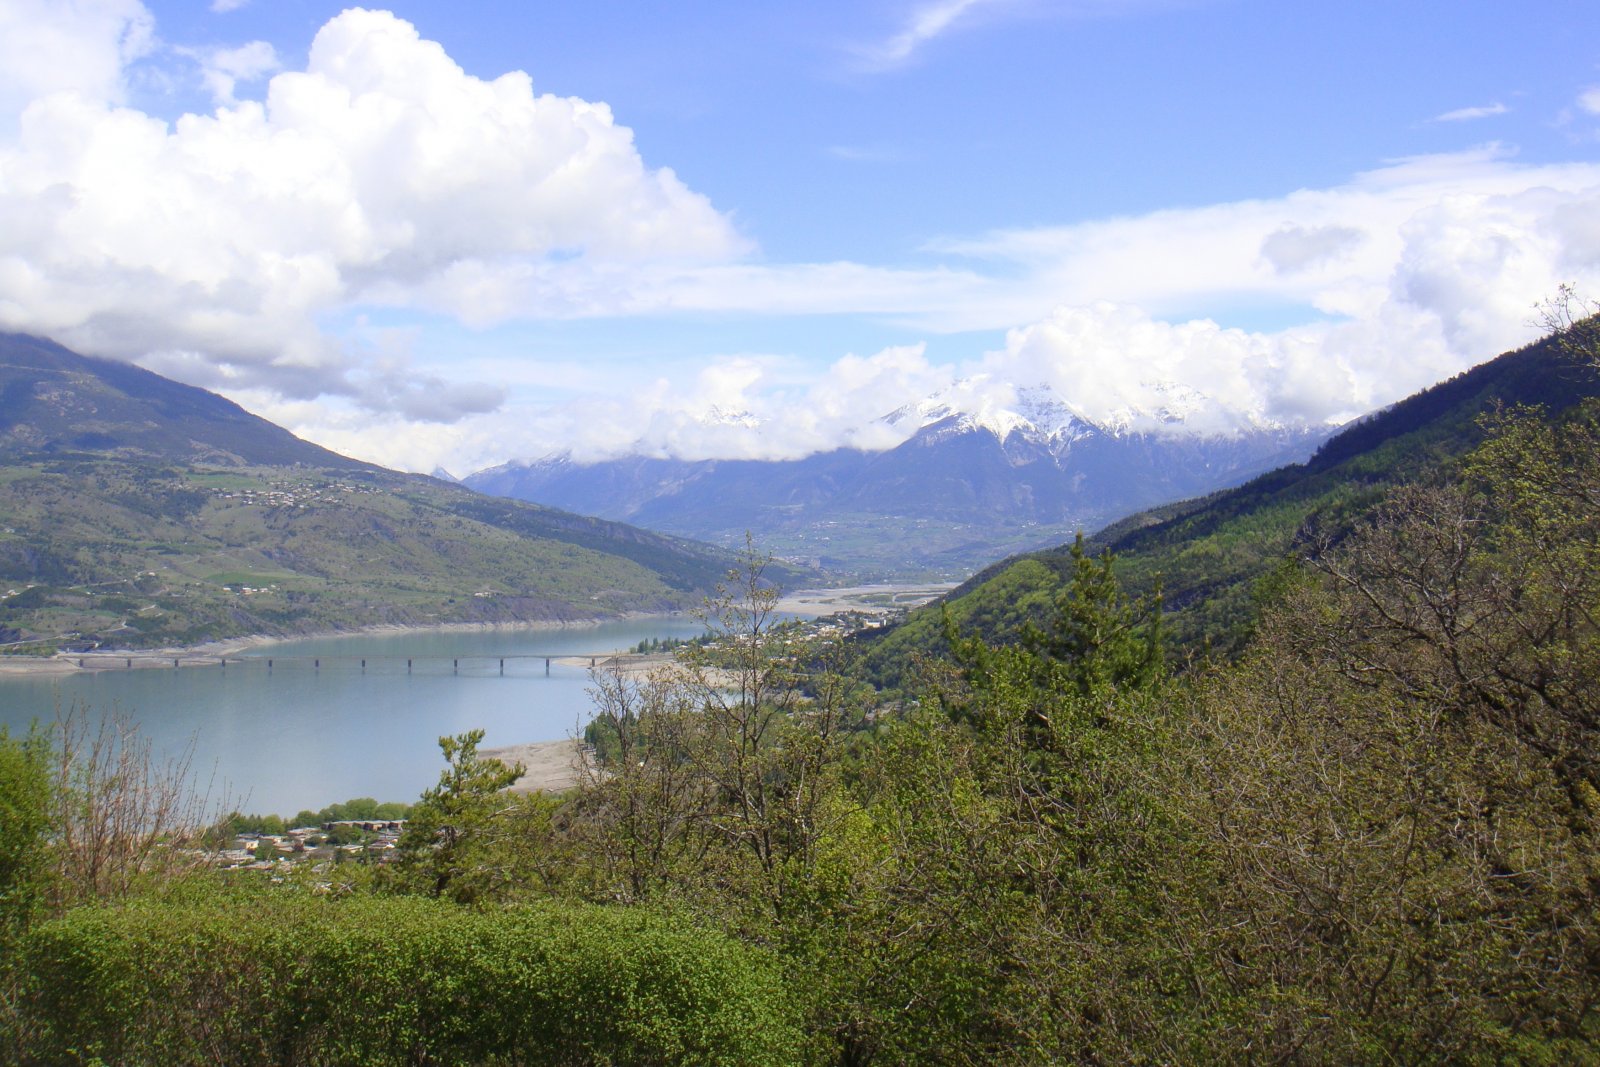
xmin=16 ymin=895 xmax=801 ymax=1066
xmin=0 ymin=725 xmax=51 ymax=939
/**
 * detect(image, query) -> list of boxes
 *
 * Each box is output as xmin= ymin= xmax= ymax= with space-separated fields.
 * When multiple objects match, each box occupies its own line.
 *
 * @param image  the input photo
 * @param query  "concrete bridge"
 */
xmin=68 ymin=652 xmax=630 ymax=676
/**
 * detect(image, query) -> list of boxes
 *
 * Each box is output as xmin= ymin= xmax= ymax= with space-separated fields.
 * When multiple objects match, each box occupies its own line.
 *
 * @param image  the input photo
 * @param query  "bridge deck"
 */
xmin=67 ymin=652 xmax=630 ymax=673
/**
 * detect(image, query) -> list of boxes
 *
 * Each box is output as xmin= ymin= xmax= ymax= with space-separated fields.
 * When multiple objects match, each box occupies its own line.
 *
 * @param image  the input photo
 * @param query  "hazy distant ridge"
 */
xmin=467 ymin=388 xmax=1329 ymax=577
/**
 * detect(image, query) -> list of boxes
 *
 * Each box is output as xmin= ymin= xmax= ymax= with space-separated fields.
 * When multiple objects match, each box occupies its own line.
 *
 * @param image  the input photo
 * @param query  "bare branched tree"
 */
xmin=1533 ymin=283 xmax=1600 ymax=368
xmin=576 ymin=663 xmax=708 ymax=903
xmin=50 ymin=703 xmax=221 ymax=907
xmin=572 ymin=540 xmax=867 ymax=920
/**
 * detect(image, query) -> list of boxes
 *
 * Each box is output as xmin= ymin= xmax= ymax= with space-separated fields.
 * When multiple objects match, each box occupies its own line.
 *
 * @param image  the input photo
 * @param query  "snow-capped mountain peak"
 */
xmin=492 ymin=377 xmax=1298 ymax=476
xmin=1011 ymin=384 xmax=1098 ymax=440
xmin=697 ymin=405 xmax=762 ymax=429
xmin=881 ymin=381 xmax=1094 ymax=444
xmin=881 ymin=376 xmax=1286 ymax=443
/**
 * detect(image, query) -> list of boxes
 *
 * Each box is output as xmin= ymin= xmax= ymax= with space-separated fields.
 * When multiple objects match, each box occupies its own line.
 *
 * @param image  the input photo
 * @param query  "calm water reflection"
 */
xmin=0 ymin=617 xmax=707 ymax=815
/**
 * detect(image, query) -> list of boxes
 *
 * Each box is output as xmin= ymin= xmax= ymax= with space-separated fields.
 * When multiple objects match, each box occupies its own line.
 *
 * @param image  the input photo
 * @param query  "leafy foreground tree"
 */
xmin=1157 ymin=402 xmax=1600 ymax=1062
xmin=910 ymin=535 xmax=1180 ymax=1062
xmin=563 ymin=539 xmax=1181 ymax=1064
xmin=571 ymin=549 xmax=949 ymax=1061
xmin=569 ymin=545 xmax=873 ymax=953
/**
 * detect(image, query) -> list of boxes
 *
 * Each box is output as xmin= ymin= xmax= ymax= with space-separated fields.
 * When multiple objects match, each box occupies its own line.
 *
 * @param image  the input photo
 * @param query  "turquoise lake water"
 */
xmin=0 ymin=617 xmax=709 ymax=815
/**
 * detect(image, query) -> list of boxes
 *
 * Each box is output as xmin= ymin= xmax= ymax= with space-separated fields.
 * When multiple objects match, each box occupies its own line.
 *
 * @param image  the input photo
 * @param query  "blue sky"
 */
xmin=144 ymin=1 xmax=1597 ymax=260
xmin=1 ymin=0 xmax=1598 ymax=470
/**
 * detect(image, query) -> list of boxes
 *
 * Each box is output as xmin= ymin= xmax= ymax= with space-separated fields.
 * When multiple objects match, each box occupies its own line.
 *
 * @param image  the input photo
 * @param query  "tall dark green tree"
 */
xmin=926 ymin=534 xmax=1179 ymax=1060
xmin=390 ymin=730 xmax=523 ymax=903
xmin=1022 ymin=532 xmax=1164 ymax=696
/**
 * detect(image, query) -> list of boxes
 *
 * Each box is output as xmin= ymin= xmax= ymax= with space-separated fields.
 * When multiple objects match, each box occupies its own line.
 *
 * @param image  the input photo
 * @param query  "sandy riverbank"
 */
xmin=776 ymin=582 xmax=955 ymax=617
xmin=0 ymin=657 xmax=78 ymax=675
xmin=479 ymin=739 xmax=589 ymax=794
xmin=549 ymin=650 xmax=684 ymax=674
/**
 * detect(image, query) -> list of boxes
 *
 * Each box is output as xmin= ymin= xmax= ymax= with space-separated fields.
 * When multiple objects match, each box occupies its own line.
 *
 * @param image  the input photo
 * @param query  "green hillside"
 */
xmin=0 ymin=334 xmax=749 ymax=650
xmin=859 ymin=330 xmax=1600 ymax=684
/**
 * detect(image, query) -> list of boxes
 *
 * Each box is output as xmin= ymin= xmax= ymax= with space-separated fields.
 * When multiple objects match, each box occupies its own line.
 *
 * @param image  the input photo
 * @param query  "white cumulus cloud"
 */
xmin=0 ymin=7 xmax=746 ymax=419
xmin=1259 ymin=224 xmax=1365 ymax=274
xmin=526 ymin=344 xmax=951 ymax=465
xmin=224 ymin=148 xmax=1600 ymax=470
xmin=938 ymin=168 xmax=1600 ymax=437
xmin=426 ymin=151 xmax=1600 ymax=468
xmin=0 ymin=0 xmax=154 ymax=122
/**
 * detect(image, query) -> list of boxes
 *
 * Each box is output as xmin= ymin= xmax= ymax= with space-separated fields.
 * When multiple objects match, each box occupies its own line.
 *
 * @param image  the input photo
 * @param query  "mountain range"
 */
xmin=0 ymin=333 xmax=749 ymax=650
xmin=466 ymin=383 xmax=1330 ymax=578
xmin=5 ymin=322 xmax=1587 ymax=663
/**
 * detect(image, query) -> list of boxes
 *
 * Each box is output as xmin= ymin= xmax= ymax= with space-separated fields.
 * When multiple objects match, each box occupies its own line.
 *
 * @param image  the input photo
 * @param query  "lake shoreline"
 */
xmin=0 ymin=612 xmax=696 ymax=676
xmin=0 ymin=580 xmax=952 ymax=678
xmin=0 ymin=615 xmax=717 ymax=813
xmin=0 ymin=587 xmax=942 ymax=810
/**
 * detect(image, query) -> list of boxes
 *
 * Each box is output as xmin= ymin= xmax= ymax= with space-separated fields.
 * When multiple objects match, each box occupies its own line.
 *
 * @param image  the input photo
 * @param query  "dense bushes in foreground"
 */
xmin=10 ymin=893 xmax=798 ymax=1066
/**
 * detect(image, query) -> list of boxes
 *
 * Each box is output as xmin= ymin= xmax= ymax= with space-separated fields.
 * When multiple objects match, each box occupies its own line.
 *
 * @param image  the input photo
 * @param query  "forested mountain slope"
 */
xmin=859 ymin=328 xmax=1600 ymax=683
